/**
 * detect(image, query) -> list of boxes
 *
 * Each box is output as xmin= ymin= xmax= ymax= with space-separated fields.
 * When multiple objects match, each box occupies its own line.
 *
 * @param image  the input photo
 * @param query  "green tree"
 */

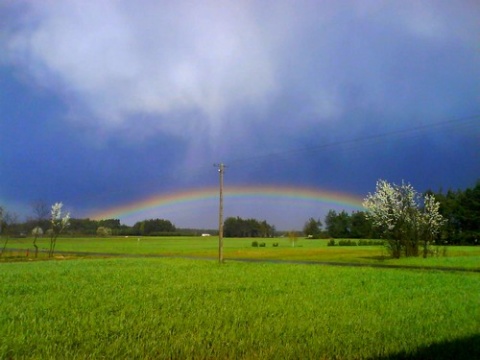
xmin=223 ymin=217 xmax=274 ymax=238
xmin=458 ymin=181 xmax=480 ymax=243
xmin=349 ymin=211 xmax=375 ymax=239
xmin=429 ymin=189 xmax=462 ymax=244
xmin=132 ymin=219 xmax=176 ymax=235
xmin=325 ymin=210 xmax=351 ymax=238
xmin=427 ymin=180 xmax=480 ymax=244
xmin=303 ymin=217 xmax=322 ymax=238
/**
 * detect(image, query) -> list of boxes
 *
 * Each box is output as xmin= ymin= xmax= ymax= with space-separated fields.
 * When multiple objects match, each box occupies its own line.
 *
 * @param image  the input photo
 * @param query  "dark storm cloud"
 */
xmin=1 ymin=1 xmax=479 ymax=228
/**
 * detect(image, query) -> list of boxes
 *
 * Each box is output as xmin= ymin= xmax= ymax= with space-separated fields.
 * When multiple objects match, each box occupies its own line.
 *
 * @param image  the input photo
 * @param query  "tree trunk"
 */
xmin=0 ymin=237 xmax=9 ymax=257
xmin=33 ymin=235 xmax=39 ymax=258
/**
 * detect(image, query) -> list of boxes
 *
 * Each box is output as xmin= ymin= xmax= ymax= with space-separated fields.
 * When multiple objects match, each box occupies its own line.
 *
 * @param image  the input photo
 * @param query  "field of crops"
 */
xmin=1 ymin=256 xmax=479 ymax=359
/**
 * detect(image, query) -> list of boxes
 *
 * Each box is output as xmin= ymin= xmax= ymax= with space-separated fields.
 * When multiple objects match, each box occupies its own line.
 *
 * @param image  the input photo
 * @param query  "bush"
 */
xmin=251 ymin=241 xmax=258 ymax=247
xmin=327 ymin=239 xmax=336 ymax=246
xmin=338 ymin=239 xmax=357 ymax=246
xmin=272 ymin=242 xmax=279 ymax=247
xmin=358 ymin=239 xmax=385 ymax=246
xmin=259 ymin=242 xmax=266 ymax=247
xmin=96 ymin=226 xmax=112 ymax=237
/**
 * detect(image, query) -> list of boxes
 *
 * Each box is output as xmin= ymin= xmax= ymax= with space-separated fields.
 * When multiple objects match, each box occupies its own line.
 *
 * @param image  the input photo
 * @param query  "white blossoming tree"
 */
xmin=48 ymin=202 xmax=70 ymax=258
xmin=96 ymin=226 xmax=112 ymax=237
xmin=363 ymin=180 xmax=445 ymax=258
xmin=421 ymin=194 xmax=447 ymax=257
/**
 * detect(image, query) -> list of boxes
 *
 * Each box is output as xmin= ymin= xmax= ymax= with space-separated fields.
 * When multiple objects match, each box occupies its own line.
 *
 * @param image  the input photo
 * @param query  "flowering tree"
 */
xmin=363 ymin=180 xmax=445 ymax=258
xmin=96 ymin=226 xmax=112 ymax=237
xmin=421 ymin=194 xmax=446 ymax=257
xmin=48 ymin=202 xmax=70 ymax=258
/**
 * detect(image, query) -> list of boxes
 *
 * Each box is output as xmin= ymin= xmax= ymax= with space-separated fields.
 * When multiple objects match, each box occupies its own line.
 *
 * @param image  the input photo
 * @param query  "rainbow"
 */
xmin=89 ymin=185 xmax=364 ymax=221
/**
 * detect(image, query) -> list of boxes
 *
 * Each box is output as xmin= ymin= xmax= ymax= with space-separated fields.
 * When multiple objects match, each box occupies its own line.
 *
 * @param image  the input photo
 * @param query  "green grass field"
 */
xmin=3 ymin=236 xmax=480 ymax=270
xmin=1 ymin=257 xmax=479 ymax=359
xmin=1 ymin=236 xmax=479 ymax=358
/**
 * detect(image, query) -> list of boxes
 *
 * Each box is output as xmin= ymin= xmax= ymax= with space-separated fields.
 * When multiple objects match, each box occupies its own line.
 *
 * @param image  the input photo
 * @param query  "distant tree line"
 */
xmin=223 ymin=217 xmax=275 ymax=238
xmin=67 ymin=218 xmax=178 ymax=236
xmin=0 ymin=214 xmax=181 ymax=237
xmin=303 ymin=180 xmax=479 ymax=246
xmin=426 ymin=180 xmax=480 ymax=244
xmin=0 ymin=181 xmax=478 ymax=244
xmin=302 ymin=210 xmax=379 ymax=240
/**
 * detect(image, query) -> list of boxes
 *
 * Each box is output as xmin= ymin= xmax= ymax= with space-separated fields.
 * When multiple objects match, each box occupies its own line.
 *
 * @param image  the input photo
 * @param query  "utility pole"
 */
xmin=215 ymin=163 xmax=225 ymax=263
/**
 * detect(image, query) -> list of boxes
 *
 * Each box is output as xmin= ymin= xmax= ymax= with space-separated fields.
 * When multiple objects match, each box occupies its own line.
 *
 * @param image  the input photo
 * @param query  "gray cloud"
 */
xmin=1 ymin=0 xmax=479 ymax=228
xmin=5 ymin=1 xmax=282 ymax=136
xmin=3 ymin=1 xmax=479 ymax=152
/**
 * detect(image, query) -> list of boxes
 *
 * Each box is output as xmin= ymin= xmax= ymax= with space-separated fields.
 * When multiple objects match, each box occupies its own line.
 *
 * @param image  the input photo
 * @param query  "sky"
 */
xmin=1 ymin=0 xmax=479 ymax=230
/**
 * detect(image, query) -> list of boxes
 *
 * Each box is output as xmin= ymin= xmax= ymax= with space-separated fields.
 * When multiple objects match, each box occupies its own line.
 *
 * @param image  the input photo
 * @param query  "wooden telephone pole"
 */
xmin=215 ymin=163 xmax=225 ymax=263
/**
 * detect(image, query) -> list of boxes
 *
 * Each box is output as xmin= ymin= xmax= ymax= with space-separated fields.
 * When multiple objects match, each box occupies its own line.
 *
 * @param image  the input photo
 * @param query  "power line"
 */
xmin=76 ymin=113 xmax=479 ymax=212
xmin=226 ymin=114 xmax=480 ymax=168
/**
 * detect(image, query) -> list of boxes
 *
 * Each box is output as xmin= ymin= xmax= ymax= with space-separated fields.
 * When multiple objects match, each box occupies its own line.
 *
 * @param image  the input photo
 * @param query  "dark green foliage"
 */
xmin=59 ymin=218 xmax=126 ymax=236
xmin=303 ymin=217 xmax=322 ymax=238
xmin=358 ymin=239 xmax=385 ymax=246
xmin=272 ymin=242 xmax=279 ymax=247
xmin=224 ymin=216 xmax=275 ymax=238
xmin=337 ymin=239 xmax=357 ymax=246
xmin=325 ymin=210 xmax=351 ymax=238
xmin=327 ymin=239 xmax=384 ymax=246
xmin=132 ymin=219 xmax=176 ymax=236
xmin=350 ymin=211 xmax=377 ymax=238
xmin=428 ymin=180 xmax=480 ymax=244
xmin=251 ymin=241 xmax=258 ymax=247
xmin=68 ymin=218 xmax=99 ymax=235
xmin=324 ymin=210 xmax=378 ymax=238
xmin=98 ymin=219 xmax=121 ymax=229
xmin=259 ymin=242 xmax=266 ymax=247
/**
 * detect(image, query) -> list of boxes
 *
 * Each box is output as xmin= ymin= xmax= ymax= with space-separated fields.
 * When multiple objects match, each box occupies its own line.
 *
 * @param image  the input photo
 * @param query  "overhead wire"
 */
xmin=224 ymin=114 xmax=480 ymax=169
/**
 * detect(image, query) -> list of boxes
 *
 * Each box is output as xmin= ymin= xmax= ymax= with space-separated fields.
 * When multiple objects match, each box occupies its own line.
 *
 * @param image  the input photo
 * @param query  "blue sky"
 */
xmin=1 ymin=0 xmax=479 ymax=230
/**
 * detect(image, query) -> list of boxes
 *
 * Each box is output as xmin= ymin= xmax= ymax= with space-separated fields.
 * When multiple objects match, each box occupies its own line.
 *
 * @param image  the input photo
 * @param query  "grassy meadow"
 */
xmin=3 ymin=235 xmax=480 ymax=270
xmin=0 ymin=257 xmax=479 ymax=359
xmin=1 ymin=236 xmax=479 ymax=359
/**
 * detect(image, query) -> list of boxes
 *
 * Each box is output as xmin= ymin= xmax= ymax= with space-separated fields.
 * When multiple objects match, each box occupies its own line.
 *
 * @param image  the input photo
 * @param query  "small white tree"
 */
xmin=421 ymin=194 xmax=446 ymax=257
xmin=363 ymin=180 xmax=445 ymax=258
xmin=96 ymin=226 xmax=112 ymax=237
xmin=48 ymin=203 xmax=70 ymax=258
xmin=32 ymin=227 xmax=43 ymax=236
